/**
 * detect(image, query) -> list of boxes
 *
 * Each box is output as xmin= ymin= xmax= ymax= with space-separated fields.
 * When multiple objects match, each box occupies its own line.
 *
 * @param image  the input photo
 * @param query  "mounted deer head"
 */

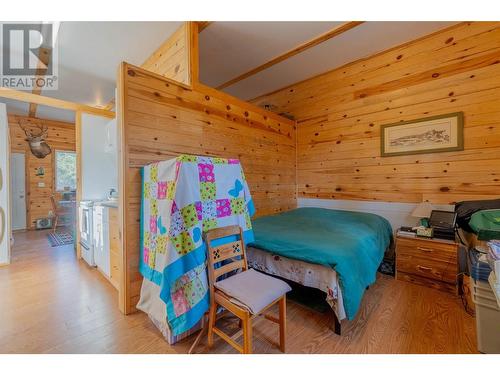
xmin=19 ymin=121 xmax=52 ymax=159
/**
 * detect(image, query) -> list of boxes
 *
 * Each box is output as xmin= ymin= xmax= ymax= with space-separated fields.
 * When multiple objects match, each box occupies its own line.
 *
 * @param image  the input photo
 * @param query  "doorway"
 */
xmin=10 ymin=153 xmax=27 ymax=231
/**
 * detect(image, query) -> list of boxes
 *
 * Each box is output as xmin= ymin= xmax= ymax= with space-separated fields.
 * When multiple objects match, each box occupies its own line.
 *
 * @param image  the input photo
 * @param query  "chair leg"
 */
xmin=53 ymin=215 xmax=59 ymax=234
xmin=279 ymin=296 xmax=286 ymax=353
xmin=242 ymin=315 xmax=253 ymax=354
xmin=188 ymin=313 xmax=207 ymax=354
xmin=207 ymin=303 xmax=217 ymax=349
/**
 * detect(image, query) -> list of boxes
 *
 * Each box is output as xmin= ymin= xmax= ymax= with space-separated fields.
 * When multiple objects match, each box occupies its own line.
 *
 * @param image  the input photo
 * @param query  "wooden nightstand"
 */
xmin=396 ymin=235 xmax=459 ymax=294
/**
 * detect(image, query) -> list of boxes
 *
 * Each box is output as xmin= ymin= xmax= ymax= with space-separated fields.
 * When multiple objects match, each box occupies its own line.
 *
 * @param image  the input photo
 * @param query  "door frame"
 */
xmin=10 ymin=151 xmax=28 ymax=231
xmin=0 ymin=102 xmax=11 ymax=266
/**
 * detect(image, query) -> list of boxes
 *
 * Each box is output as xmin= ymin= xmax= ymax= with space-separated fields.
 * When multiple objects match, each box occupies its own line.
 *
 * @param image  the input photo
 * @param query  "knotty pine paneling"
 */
xmin=252 ymin=21 xmax=500 ymax=204
xmin=118 ymin=63 xmax=296 ymax=313
xmin=9 ymin=114 xmax=75 ymax=229
xmin=141 ymin=23 xmax=191 ymax=86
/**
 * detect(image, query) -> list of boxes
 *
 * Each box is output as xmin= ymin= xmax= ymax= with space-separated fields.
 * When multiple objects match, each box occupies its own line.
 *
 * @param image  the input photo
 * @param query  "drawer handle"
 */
xmin=416 ymin=265 xmax=433 ymax=272
xmin=417 ymin=247 xmax=434 ymax=253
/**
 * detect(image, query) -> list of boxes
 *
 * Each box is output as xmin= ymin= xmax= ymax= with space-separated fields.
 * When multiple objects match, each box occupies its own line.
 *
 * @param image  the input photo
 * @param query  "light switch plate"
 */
xmin=38 ymin=182 xmax=45 ymax=187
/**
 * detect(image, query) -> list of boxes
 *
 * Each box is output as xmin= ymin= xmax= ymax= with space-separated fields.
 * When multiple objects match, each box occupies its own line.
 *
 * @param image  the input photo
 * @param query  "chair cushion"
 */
xmin=215 ymin=268 xmax=291 ymax=314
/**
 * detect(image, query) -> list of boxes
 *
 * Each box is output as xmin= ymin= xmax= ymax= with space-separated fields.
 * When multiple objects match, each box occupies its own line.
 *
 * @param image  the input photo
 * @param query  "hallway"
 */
xmin=0 ymin=230 xmax=184 ymax=353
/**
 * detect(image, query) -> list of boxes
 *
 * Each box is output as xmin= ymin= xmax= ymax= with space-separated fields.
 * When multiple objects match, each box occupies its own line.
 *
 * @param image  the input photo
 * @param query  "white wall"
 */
xmin=298 ymin=198 xmax=454 ymax=232
xmin=81 ymin=114 xmax=117 ymax=201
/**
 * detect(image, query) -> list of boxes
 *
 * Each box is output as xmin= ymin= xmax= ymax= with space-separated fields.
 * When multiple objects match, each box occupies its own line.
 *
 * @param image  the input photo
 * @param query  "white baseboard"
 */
xmin=298 ymin=198 xmax=454 ymax=232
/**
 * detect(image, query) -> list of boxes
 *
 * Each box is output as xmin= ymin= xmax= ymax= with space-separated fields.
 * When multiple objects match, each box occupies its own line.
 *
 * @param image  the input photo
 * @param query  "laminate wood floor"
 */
xmin=0 ymin=230 xmax=477 ymax=354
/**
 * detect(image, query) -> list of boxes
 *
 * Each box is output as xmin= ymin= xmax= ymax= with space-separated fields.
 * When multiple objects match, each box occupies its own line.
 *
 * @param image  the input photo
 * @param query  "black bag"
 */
xmin=455 ymin=198 xmax=500 ymax=233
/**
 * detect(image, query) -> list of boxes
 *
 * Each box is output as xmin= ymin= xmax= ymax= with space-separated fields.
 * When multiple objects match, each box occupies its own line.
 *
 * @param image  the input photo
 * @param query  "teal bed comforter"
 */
xmin=249 ymin=207 xmax=393 ymax=320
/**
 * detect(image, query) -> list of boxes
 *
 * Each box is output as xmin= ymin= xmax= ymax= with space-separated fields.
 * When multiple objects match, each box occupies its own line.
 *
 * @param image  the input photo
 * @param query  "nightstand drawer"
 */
xmin=397 ymin=253 xmax=457 ymax=283
xmin=397 ymin=237 xmax=457 ymax=256
xmin=397 ymin=244 xmax=456 ymax=264
xmin=395 ymin=235 xmax=458 ymax=293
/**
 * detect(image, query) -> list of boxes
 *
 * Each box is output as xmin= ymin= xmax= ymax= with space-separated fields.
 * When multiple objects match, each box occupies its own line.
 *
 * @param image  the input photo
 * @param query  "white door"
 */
xmin=0 ymin=103 xmax=11 ymax=265
xmin=10 ymin=153 xmax=26 ymax=230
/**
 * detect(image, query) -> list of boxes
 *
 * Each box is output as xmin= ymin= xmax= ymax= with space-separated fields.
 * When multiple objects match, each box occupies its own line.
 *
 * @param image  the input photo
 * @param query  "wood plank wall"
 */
xmin=9 ymin=114 xmax=76 ymax=228
xmin=118 ymin=63 xmax=296 ymax=313
xmin=252 ymin=22 xmax=500 ymax=204
xmin=141 ymin=23 xmax=192 ymax=86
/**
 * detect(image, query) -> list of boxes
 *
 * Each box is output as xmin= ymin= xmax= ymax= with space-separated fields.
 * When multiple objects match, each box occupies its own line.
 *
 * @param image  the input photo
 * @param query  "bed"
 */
xmin=246 ymin=207 xmax=393 ymax=334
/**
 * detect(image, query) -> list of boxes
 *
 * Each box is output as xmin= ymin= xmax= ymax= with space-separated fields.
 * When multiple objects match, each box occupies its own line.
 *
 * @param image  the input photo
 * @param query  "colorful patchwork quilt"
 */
xmin=139 ymin=155 xmax=255 ymax=336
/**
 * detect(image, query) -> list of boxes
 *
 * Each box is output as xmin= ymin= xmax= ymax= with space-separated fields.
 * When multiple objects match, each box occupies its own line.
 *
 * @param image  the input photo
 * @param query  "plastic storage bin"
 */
xmin=487 ymin=241 xmax=500 ymax=278
xmin=468 ymin=248 xmax=491 ymax=282
xmin=489 ymin=272 xmax=500 ymax=310
xmin=469 ymin=276 xmax=500 ymax=353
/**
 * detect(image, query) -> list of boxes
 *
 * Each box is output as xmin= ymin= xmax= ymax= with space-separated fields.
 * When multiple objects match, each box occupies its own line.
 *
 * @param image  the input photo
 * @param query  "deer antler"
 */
xmin=34 ymin=123 xmax=48 ymax=138
xmin=18 ymin=120 xmax=48 ymax=139
xmin=18 ymin=120 xmax=31 ymax=137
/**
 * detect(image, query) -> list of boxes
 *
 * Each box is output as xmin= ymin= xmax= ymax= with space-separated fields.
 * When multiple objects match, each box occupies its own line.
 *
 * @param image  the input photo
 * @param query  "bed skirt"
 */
xmin=247 ymin=246 xmax=346 ymax=321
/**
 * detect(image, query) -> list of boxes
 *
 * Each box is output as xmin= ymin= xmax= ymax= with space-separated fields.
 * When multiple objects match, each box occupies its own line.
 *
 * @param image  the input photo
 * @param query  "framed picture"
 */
xmin=380 ymin=112 xmax=464 ymax=157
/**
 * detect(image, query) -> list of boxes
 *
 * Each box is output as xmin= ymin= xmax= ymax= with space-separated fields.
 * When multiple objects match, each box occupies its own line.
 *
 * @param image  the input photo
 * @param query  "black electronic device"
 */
xmin=429 ymin=210 xmax=457 ymax=241
xmin=400 ymin=226 xmax=416 ymax=233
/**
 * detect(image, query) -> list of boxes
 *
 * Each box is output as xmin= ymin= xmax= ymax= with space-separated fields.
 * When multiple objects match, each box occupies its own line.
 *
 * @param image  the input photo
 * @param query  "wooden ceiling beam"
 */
xmin=28 ymin=46 xmax=52 ymax=117
xmin=0 ymin=87 xmax=115 ymax=118
xmin=216 ymin=21 xmax=364 ymax=90
xmin=197 ymin=21 xmax=213 ymax=32
xmin=102 ymin=98 xmax=115 ymax=111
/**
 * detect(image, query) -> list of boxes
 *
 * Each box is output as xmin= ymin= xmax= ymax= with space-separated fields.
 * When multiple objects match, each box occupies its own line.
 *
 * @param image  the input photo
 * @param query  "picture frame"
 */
xmin=380 ymin=112 xmax=464 ymax=157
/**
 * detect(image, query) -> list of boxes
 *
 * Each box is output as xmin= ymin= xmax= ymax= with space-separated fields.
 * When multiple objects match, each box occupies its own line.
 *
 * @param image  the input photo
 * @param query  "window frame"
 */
xmin=54 ymin=149 xmax=77 ymax=192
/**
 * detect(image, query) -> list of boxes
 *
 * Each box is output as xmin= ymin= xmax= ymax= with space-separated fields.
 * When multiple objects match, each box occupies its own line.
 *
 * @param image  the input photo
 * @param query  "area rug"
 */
xmin=47 ymin=231 xmax=74 ymax=247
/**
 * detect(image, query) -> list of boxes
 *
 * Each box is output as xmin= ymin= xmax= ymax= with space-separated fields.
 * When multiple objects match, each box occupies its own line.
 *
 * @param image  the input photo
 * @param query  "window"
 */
xmin=55 ymin=151 xmax=76 ymax=191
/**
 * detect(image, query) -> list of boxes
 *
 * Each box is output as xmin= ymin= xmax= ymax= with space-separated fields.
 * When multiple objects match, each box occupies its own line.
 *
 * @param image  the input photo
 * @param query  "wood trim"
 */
xmin=75 ymin=111 xmax=82 ymax=260
xmin=8 ymin=114 xmax=75 ymax=130
xmin=116 ymin=62 xmax=128 ymax=314
xmin=127 ymin=62 xmax=193 ymax=91
xmin=197 ymin=21 xmax=213 ymax=33
xmin=188 ymin=21 xmax=199 ymax=84
xmin=193 ymin=81 xmax=293 ymax=124
xmin=216 ymin=21 xmax=364 ymax=90
xmin=0 ymin=87 xmax=115 ymax=118
xmin=102 ymin=99 xmax=115 ymax=111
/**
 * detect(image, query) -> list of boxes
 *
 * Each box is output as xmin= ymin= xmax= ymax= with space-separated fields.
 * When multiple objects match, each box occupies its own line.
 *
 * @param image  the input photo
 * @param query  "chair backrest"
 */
xmin=205 ymin=225 xmax=248 ymax=294
xmin=50 ymin=194 xmax=58 ymax=212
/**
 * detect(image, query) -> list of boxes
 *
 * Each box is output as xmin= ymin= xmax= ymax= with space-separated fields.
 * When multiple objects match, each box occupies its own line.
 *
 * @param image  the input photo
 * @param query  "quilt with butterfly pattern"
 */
xmin=139 ymin=154 xmax=255 ymax=336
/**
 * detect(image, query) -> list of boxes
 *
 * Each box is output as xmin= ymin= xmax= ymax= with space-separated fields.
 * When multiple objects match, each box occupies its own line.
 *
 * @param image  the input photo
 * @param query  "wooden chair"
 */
xmin=50 ymin=195 xmax=73 ymax=233
xmin=205 ymin=225 xmax=290 ymax=354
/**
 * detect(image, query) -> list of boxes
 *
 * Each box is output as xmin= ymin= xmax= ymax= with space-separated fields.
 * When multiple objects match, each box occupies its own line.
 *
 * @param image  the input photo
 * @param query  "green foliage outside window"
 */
xmin=56 ymin=151 xmax=76 ymax=191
